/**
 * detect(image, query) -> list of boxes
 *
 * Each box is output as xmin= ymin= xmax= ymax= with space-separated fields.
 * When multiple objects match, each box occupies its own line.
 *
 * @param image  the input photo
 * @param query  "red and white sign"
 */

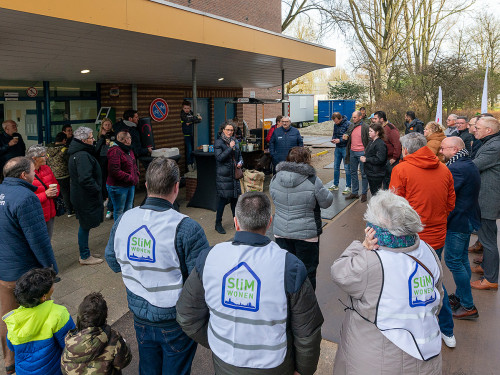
xmin=26 ymin=87 xmax=38 ymax=97
xmin=149 ymin=98 xmax=169 ymax=122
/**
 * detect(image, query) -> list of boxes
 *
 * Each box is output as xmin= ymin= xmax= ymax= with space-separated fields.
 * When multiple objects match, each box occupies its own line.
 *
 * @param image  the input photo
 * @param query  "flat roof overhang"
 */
xmin=0 ymin=0 xmax=335 ymax=87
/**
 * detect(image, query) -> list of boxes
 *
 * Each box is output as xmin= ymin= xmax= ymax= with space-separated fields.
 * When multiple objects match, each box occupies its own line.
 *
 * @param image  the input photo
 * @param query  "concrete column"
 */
xmin=132 ymin=84 xmax=138 ymax=110
xmin=281 ymin=69 xmax=286 ymax=115
xmin=192 ymin=59 xmax=198 ymax=147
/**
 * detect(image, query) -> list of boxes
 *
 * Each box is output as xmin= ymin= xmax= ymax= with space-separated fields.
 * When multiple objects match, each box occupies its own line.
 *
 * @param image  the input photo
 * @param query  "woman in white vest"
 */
xmin=331 ymin=190 xmax=444 ymax=374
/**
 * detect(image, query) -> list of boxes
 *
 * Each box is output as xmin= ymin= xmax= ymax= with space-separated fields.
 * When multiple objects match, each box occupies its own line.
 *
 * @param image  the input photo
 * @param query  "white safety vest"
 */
xmin=203 ymin=240 xmax=288 ymax=369
xmin=374 ymin=242 xmax=442 ymax=361
xmin=114 ymin=206 xmax=186 ymax=308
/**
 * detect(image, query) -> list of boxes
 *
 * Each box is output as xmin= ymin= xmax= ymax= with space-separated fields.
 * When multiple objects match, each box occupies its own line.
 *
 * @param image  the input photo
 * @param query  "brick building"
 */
xmin=0 ymin=0 xmax=335 ymax=173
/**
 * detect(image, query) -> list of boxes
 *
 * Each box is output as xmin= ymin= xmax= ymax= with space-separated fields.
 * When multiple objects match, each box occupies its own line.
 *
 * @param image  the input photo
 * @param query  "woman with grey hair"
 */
xmin=27 ymin=144 xmax=60 ymax=239
xmin=68 ymin=127 xmax=104 ymax=265
xmin=331 ymin=190 xmax=443 ymax=374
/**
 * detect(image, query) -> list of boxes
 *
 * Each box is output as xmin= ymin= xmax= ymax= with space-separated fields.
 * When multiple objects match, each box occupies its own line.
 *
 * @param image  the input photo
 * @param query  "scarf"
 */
xmin=445 ymin=148 xmax=469 ymax=166
xmin=366 ymin=222 xmax=417 ymax=248
xmin=220 ymin=132 xmax=233 ymax=145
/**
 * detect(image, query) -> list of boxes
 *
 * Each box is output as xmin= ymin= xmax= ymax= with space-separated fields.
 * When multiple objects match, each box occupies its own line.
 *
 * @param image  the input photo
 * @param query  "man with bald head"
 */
xmin=440 ymin=137 xmax=481 ymax=318
xmin=0 ymin=120 xmax=26 ymax=179
xmin=470 ymin=116 xmax=500 ymax=290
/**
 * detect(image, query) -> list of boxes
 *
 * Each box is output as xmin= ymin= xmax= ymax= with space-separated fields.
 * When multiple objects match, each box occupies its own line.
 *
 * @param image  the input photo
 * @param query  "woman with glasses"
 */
xmin=26 ymin=144 xmax=60 ymax=240
xmin=68 ymin=127 xmax=104 ymax=266
xmin=214 ymin=122 xmax=243 ymax=234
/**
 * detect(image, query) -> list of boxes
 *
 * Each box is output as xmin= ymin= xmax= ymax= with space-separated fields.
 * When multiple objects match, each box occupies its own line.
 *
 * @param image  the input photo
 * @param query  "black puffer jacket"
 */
xmin=68 ymin=139 xmax=104 ymax=230
xmin=214 ymin=138 xmax=243 ymax=198
xmin=363 ymin=138 xmax=387 ymax=177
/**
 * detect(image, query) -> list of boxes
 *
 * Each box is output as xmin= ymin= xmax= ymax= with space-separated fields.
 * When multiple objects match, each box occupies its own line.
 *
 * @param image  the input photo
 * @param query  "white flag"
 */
xmin=481 ymin=65 xmax=489 ymax=114
xmin=435 ymin=86 xmax=442 ymax=125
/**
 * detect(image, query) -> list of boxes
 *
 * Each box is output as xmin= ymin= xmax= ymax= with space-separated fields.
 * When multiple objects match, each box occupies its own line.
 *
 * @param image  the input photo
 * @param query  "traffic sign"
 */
xmin=26 ymin=87 xmax=38 ymax=97
xmin=149 ymin=98 xmax=169 ymax=122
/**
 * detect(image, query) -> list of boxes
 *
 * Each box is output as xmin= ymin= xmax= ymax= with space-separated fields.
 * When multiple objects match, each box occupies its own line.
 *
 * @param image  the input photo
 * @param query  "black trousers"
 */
xmin=57 ymin=177 xmax=73 ymax=213
xmin=367 ymin=175 xmax=384 ymax=196
xmin=216 ymin=196 xmax=237 ymax=225
xmin=383 ymin=159 xmax=399 ymax=189
xmin=275 ymin=237 xmax=319 ymax=290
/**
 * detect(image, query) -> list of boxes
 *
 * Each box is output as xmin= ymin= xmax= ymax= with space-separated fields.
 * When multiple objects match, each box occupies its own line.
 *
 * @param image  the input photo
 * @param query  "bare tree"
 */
xmin=282 ymin=0 xmax=317 ymax=31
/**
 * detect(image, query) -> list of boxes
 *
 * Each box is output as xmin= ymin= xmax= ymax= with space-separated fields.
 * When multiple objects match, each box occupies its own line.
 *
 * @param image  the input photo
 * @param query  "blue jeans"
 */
xmin=184 ymin=135 xmax=194 ymax=166
xmin=134 ymin=321 xmax=197 ymax=375
xmin=444 ymin=230 xmax=474 ymax=309
xmin=434 ymin=247 xmax=454 ymax=337
xmin=349 ymin=150 xmax=368 ymax=195
xmin=77 ymin=226 xmax=91 ymax=259
xmin=107 ymin=184 xmax=134 ymax=221
xmin=334 ymin=147 xmax=351 ymax=187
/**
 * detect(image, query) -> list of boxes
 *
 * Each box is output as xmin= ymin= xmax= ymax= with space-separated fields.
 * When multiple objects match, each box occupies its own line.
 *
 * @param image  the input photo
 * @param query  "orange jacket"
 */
xmin=390 ymin=146 xmax=455 ymax=249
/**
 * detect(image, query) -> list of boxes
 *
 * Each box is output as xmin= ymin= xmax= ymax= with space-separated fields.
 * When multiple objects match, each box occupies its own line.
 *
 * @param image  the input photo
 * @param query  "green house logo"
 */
xmin=127 ymin=225 xmax=156 ymax=263
xmin=221 ymin=262 xmax=260 ymax=312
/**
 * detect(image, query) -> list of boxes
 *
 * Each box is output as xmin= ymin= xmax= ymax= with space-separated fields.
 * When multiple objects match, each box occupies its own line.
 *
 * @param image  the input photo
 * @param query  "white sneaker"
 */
xmin=441 ymin=333 xmax=456 ymax=348
xmin=106 ymin=211 xmax=113 ymax=219
xmin=79 ymin=255 xmax=104 ymax=266
xmin=342 ymin=187 xmax=352 ymax=195
xmin=328 ymin=185 xmax=339 ymax=191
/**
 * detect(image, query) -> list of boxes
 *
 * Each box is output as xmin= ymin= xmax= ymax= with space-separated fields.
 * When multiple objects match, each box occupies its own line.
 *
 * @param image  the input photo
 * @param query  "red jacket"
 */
xmin=106 ymin=143 xmax=139 ymax=187
xmin=266 ymin=125 xmax=277 ymax=143
xmin=390 ymin=146 xmax=455 ymax=249
xmin=383 ymin=122 xmax=402 ymax=160
xmin=33 ymin=165 xmax=59 ymax=222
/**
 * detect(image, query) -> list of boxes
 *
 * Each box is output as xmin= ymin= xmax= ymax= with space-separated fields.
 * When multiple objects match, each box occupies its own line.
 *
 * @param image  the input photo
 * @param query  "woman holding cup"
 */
xmin=26 ymin=144 xmax=60 ymax=240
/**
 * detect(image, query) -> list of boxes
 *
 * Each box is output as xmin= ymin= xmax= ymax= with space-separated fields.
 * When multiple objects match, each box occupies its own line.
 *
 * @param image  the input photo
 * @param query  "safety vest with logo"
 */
xmin=374 ymin=242 xmax=441 ymax=361
xmin=203 ymin=241 xmax=288 ymax=369
xmin=114 ymin=206 xmax=186 ymax=308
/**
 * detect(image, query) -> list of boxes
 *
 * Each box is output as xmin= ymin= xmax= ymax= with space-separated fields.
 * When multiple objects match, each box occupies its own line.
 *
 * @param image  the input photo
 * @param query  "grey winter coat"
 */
xmin=270 ymin=162 xmax=333 ymax=239
xmin=215 ymin=138 xmax=243 ymax=199
xmin=331 ymin=239 xmax=443 ymax=375
xmin=472 ymin=132 xmax=500 ymax=220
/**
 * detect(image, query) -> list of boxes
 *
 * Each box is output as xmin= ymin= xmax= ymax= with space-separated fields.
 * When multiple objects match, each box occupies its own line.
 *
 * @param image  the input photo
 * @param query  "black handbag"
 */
xmin=35 ymin=175 xmax=66 ymax=217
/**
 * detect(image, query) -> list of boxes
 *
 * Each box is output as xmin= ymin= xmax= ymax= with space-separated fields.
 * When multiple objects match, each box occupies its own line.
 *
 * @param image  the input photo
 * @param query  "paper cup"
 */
xmin=49 ymin=184 xmax=57 ymax=189
xmin=202 ymin=144 xmax=209 ymax=152
xmin=247 ymin=144 xmax=254 ymax=151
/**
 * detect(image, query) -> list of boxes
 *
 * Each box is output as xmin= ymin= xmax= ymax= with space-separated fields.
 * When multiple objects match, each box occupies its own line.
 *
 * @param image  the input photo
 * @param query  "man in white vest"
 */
xmin=176 ymin=192 xmax=323 ymax=375
xmin=105 ymin=157 xmax=210 ymax=375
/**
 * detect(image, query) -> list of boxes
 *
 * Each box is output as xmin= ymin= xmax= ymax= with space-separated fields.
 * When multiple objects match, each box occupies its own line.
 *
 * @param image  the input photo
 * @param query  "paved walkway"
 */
xmin=1 ymin=181 xmax=499 ymax=374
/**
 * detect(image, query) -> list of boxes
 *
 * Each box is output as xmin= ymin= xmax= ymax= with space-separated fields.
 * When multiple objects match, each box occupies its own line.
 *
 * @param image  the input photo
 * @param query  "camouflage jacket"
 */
xmin=46 ymin=143 xmax=69 ymax=179
xmin=61 ymin=325 xmax=132 ymax=375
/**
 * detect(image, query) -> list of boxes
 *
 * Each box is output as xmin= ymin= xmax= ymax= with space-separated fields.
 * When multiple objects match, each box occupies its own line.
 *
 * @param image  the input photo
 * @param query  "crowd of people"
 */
xmin=0 ymin=105 xmax=498 ymax=375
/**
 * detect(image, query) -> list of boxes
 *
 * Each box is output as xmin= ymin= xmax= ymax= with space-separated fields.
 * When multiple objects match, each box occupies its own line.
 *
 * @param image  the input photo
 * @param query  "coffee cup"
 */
xmin=13 ymin=136 xmax=18 ymax=139
xmin=49 ymin=184 xmax=57 ymax=189
xmin=202 ymin=144 xmax=209 ymax=152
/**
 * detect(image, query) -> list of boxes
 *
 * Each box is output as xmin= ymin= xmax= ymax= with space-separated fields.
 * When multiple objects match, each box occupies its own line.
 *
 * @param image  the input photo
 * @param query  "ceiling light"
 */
xmin=218 ymin=77 xmax=224 ymax=81
xmin=80 ymin=69 xmax=90 ymax=74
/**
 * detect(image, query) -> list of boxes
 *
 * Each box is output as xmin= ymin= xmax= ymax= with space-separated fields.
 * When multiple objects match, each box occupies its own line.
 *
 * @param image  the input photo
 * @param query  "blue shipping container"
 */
xmin=317 ymin=100 xmax=356 ymax=123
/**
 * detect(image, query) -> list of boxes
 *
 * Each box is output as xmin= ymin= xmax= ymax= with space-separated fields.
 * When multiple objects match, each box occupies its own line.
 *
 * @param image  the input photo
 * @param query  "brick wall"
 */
xmin=100 ymin=83 xmax=242 ymax=175
xmin=242 ymin=86 xmax=283 ymax=128
xmin=167 ymin=0 xmax=282 ymax=33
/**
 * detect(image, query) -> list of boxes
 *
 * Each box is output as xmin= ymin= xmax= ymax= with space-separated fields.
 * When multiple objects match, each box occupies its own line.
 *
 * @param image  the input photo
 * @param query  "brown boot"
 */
xmin=345 ymin=193 xmax=359 ymax=200
xmin=360 ymin=194 xmax=367 ymax=203
xmin=468 ymin=240 xmax=483 ymax=253
xmin=471 ymin=265 xmax=484 ymax=274
xmin=471 ymin=278 xmax=498 ymax=290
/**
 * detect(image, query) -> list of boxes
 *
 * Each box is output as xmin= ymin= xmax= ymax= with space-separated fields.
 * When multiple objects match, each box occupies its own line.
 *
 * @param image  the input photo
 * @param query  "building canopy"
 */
xmin=0 ymin=0 xmax=335 ymax=87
